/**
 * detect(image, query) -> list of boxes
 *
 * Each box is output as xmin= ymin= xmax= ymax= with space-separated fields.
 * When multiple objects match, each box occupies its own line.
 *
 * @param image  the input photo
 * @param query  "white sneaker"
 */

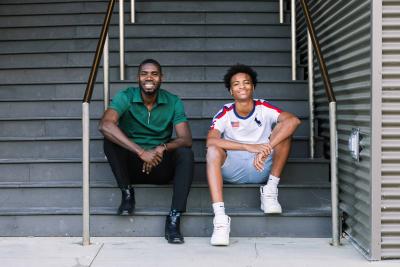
xmin=210 ymin=214 xmax=231 ymax=246
xmin=260 ymin=185 xmax=282 ymax=214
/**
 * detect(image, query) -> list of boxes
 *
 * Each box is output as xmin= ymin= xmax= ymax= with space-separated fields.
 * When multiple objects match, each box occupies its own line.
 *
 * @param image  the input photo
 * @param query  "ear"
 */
xmin=230 ymin=89 xmax=233 ymax=95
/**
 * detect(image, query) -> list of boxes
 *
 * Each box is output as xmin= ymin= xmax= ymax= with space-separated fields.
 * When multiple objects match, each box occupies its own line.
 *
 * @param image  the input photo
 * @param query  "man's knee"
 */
xmin=174 ymin=147 xmax=194 ymax=163
xmin=206 ymin=145 xmax=225 ymax=164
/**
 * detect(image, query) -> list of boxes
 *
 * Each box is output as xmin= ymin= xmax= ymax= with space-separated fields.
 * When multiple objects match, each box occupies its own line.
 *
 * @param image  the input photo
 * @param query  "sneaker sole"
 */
xmin=210 ymin=240 xmax=229 ymax=246
xmin=260 ymin=203 xmax=282 ymax=214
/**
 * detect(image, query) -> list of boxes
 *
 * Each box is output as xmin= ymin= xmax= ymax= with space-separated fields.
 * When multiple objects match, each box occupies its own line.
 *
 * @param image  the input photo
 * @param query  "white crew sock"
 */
xmin=212 ymin=202 xmax=226 ymax=216
xmin=265 ymin=174 xmax=280 ymax=192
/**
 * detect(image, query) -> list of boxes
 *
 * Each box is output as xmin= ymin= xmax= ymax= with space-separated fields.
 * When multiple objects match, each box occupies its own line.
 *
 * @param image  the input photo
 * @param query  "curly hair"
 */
xmin=138 ymin=58 xmax=162 ymax=74
xmin=223 ymin=64 xmax=257 ymax=91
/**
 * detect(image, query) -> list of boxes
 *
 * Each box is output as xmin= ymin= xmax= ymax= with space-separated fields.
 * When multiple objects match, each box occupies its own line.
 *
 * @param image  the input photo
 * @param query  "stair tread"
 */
xmin=0 ymin=116 xmax=310 ymax=121
xmin=0 ymin=157 xmax=329 ymax=164
xmin=0 ymin=206 xmax=331 ymax=216
xmin=0 ymin=80 xmax=308 ymax=84
xmin=0 ymin=181 xmax=331 ymax=188
xmin=0 ymin=97 xmax=309 ymax=102
xmin=0 ymin=136 xmax=311 ymax=141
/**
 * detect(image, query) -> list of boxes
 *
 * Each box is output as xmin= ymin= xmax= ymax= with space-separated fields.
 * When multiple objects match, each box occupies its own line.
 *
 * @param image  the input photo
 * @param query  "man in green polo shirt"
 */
xmin=99 ymin=58 xmax=194 ymax=244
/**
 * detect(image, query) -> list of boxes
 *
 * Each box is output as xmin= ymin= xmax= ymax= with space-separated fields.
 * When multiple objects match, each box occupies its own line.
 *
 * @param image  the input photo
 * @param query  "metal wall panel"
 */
xmin=382 ymin=0 xmax=400 ymax=259
xmin=296 ymin=0 xmax=373 ymax=256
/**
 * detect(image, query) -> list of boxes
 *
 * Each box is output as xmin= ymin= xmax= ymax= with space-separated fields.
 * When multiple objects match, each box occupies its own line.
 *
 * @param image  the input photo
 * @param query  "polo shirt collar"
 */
xmin=131 ymin=87 xmax=167 ymax=104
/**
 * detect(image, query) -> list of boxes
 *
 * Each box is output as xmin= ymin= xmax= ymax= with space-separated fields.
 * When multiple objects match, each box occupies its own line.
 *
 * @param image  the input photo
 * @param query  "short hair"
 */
xmin=138 ymin=58 xmax=162 ymax=74
xmin=223 ymin=64 xmax=258 ymax=91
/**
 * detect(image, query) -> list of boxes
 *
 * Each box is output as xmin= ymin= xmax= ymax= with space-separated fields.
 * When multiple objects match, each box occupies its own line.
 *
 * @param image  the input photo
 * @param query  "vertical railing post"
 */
xmin=308 ymin=30 xmax=314 ymax=158
xmin=103 ymin=34 xmax=110 ymax=110
xmin=82 ymin=102 xmax=90 ymax=246
xmin=279 ymin=0 xmax=284 ymax=24
xmin=329 ymin=102 xmax=339 ymax=246
xmin=291 ymin=0 xmax=296 ymax=80
xmin=82 ymin=0 xmax=117 ymax=247
xmin=119 ymin=0 xmax=125 ymax=80
xmin=131 ymin=0 xmax=135 ymax=23
xmin=299 ymin=0 xmax=339 ymax=246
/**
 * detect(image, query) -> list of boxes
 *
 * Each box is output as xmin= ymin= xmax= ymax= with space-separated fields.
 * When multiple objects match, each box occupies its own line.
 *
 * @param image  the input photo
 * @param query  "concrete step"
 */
xmin=1 ymin=24 xmax=291 ymax=41
xmin=0 ymin=207 xmax=331 ymax=237
xmin=0 ymin=117 xmax=311 ymax=138
xmin=0 ymin=182 xmax=331 ymax=211
xmin=0 ymin=158 xmax=329 ymax=184
xmin=0 ymin=38 xmax=291 ymax=54
xmin=0 ymin=66 xmax=303 ymax=84
xmin=0 ymin=12 xmax=290 ymax=28
xmin=0 ymin=81 xmax=309 ymax=99
xmin=0 ymin=1 xmax=280 ymax=16
xmin=0 ymin=51 xmax=293 ymax=68
xmin=0 ymin=138 xmax=310 ymax=159
xmin=0 ymin=99 xmax=309 ymax=119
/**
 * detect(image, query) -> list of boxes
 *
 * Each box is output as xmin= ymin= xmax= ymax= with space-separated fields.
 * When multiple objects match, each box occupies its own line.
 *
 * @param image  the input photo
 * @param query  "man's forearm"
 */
xmin=99 ymin=121 xmax=144 ymax=155
xmin=164 ymin=137 xmax=192 ymax=151
xmin=269 ymin=117 xmax=301 ymax=148
xmin=206 ymin=138 xmax=247 ymax=151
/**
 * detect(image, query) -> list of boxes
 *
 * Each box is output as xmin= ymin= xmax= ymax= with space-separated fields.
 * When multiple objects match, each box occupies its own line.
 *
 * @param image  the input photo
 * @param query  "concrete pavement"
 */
xmin=1 ymin=237 xmax=399 ymax=267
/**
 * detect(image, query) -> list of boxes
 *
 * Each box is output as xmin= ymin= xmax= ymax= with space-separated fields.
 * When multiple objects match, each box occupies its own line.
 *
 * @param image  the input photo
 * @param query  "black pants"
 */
xmin=104 ymin=139 xmax=194 ymax=212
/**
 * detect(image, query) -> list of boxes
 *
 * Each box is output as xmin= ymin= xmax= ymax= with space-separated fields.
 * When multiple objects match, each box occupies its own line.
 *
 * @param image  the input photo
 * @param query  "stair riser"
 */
xmin=0 ymin=118 xmax=311 ymax=138
xmin=0 ymin=1 xmax=280 ymax=16
xmin=0 ymin=100 xmax=309 ymax=119
xmin=0 ymin=215 xmax=331 ymax=237
xmin=0 ymin=51 xmax=293 ymax=68
xmin=0 ymin=13 xmax=291 ymax=28
xmin=0 ymin=161 xmax=329 ymax=184
xmin=0 ymin=38 xmax=291 ymax=54
xmin=0 ymin=82 xmax=309 ymax=100
xmin=0 ymin=139 xmax=310 ymax=159
xmin=0 ymin=187 xmax=331 ymax=210
xmin=1 ymin=25 xmax=291 ymax=41
xmin=0 ymin=66 xmax=301 ymax=84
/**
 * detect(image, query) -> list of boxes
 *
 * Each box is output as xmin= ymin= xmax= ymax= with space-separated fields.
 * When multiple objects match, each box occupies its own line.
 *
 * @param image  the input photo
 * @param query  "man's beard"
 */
xmin=139 ymin=83 xmax=161 ymax=96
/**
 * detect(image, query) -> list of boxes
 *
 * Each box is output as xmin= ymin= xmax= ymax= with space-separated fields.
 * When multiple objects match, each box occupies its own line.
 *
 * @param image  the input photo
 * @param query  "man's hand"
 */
xmin=250 ymin=143 xmax=273 ymax=172
xmin=140 ymin=145 xmax=167 ymax=174
xmin=154 ymin=145 xmax=167 ymax=158
xmin=253 ymin=152 xmax=269 ymax=172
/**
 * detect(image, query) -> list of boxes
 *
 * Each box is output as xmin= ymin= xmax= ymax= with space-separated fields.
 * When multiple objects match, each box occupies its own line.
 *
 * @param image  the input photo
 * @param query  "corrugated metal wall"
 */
xmin=296 ymin=0 xmax=373 ymax=255
xmin=382 ymin=0 xmax=400 ymax=259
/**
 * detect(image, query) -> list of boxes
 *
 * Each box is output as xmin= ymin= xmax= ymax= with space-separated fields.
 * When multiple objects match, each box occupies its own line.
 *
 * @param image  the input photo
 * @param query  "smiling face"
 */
xmin=229 ymin=72 xmax=254 ymax=101
xmin=138 ymin=63 xmax=162 ymax=96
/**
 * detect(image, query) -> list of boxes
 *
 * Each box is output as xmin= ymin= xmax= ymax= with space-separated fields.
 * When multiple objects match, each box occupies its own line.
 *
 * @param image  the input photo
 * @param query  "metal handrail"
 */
xmin=82 ymin=0 xmax=116 ymax=246
xmin=298 ymin=0 xmax=339 ymax=246
xmin=299 ymin=0 xmax=335 ymax=102
xmin=83 ymin=0 xmax=116 ymax=103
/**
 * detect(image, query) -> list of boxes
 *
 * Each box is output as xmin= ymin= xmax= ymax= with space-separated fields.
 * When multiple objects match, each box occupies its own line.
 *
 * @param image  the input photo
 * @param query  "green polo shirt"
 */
xmin=109 ymin=87 xmax=188 ymax=149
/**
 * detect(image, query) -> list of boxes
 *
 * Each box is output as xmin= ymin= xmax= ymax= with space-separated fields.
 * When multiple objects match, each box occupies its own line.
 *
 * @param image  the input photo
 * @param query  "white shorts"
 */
xmin=221 ymin=150 xmax=273 ymax=184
